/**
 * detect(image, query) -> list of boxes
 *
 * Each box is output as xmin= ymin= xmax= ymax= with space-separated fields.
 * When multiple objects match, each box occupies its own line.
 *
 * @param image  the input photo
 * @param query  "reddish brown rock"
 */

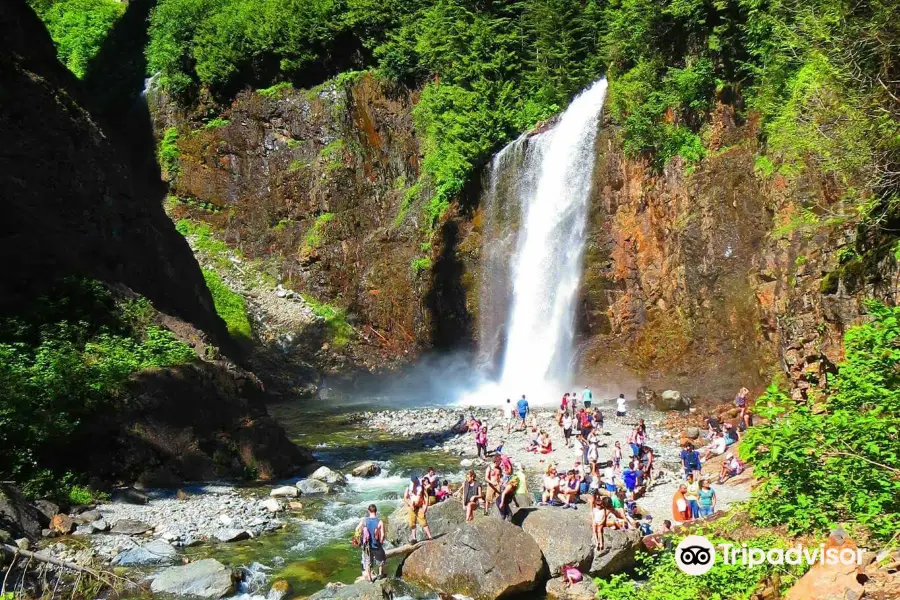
xmin=785 ymin=530 xmax=864 ymax=600
xmin=50 ymin=514 xmax=74 ymax=535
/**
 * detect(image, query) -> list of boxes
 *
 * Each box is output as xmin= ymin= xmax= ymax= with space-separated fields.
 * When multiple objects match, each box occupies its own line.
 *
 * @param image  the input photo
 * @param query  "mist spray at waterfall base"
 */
xmin=459 ymin=79 xmax=608 ymax=407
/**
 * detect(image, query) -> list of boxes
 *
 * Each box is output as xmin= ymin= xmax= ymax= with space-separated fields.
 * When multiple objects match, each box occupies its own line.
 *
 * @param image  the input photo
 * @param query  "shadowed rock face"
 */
xmin=0 ymin=1 xmax=232 ymax=354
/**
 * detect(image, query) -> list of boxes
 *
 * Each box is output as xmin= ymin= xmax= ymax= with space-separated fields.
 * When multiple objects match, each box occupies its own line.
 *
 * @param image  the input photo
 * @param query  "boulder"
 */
xmin=110 ymin=519 xmax=152 ymax=535
xmin=785 ymin=529 xmax=864 ymax=600
xmin=151 ymin=559 xmax=233 ymax=598
xmin=73 ymin=510 xmax=100 ymax=524
xmin=401 ymin=518 xmax=544 ymax=600
xmin=519 ymin=507 xmax=594 ymax=576
xmin=266 ymin=579 xmax=291 ymax=600
xmin=0 ymin=485 xmax=45 ymax=540
xmin=635 ymin=387 xmax=658 ymax=407
xmin=260 ymin=498 xmax=281 ymax=513
xmin=270 ymin=486 xmax=298 ymax=498
xmin=214 ymin=528 xmax=251 ymax=543
xmin=112 ymin=539 xmax=178 ymax=566
xmin=589 ymin=529 xmax=643 ymax=576
xmin=50 ymin=514 xmax=75 ymax=535
xmin=308 ymin=466 xmax=345 ymax=485
xmin=684 ymin=427 xmax=701 ymax=440
xmin=91 ymin=519 xmax=109 ymax=532
xmin=308 ymin=579 xmax=412 ymax=600
xmin=349 ymin=461 xmax=381 ymax=478
xmin=385 ymin=499 xmax=484 ymax=545
xmin=111 ymin=487 xmax=149 ymax=505
xmin=460 ymin=459 xmax=474 ymax=468
xmin=546 ymin=577 xmax=599 ymax=600
xmin=296 ymin=479 xmax=331 ymax=495
xmin=33 ymin=500 xmax=59 ymax=524
xmin=655 ymin=390 xmax=691 ymax=411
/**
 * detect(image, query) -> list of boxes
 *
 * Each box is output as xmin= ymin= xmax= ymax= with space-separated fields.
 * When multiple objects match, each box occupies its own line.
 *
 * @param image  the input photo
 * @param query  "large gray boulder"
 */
xmin=296 ymin=479 xmax=331 ymax=495
xmin=402 ymin=519 xmax=544 ymax=600
xmin=545 ymin=577 xmax=599 ymax=600
xmin=150 ymin=559 xmax=233 ymax=598
xmin=110 ymin=519 xmax=152 ymax=535
xmin=308 ymin=579 xmax=415 ymax=600
xmin=349 ymin=461 xmax=381 ymax=478
xmin=0 ymin=485 xmax=44 ymax=541
xmin=385 ymin=499 xmax=485 ymax=545
xmin=589 ymin=528 xmax=643 ymax=576
xmin=308 ymin=466 xmax=345 ymax=485
xmin=519 ymin=507 xmax=594 ymax=576
xmin=655 ymin=390 xmax=691 ymax=411
xmin=112 ymin=539 xmax=178 ymax=566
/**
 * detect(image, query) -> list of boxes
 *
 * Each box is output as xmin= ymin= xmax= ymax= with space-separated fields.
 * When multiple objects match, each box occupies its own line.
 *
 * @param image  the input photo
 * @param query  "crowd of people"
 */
xmin=354 ymin=386 xmax=753 ymax=584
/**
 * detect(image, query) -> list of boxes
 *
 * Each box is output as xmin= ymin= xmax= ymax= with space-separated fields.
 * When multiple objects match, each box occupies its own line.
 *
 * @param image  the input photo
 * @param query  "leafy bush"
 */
xmin=304 ymin=212 xmax=335 ymax=249
xmin=203 ymin=117 xmax=230 ymax=129
xmin=30 ymin=0 xmax=125 ymax=78
xmin=0 ymin=279 xmax=195 ymax=488
xmin=201 ymin=269 xmax=252 ymax=340
xmin=158 ymin=127 xmax=181 ymax=180
xmin=595 ymin=533 xmax=806 ymax=600
xmin=411 ymin=257 xmax=431 ymax=274
xmin=742 ymin=302 xmax=900 ymax=540
xmin=302 ymin=295 xmax=353 ymax=348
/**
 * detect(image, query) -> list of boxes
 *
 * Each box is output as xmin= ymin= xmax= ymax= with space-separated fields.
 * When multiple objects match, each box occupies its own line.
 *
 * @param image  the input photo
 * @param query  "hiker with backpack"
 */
xmin=354 ymin=504 xmax=386 ymax=582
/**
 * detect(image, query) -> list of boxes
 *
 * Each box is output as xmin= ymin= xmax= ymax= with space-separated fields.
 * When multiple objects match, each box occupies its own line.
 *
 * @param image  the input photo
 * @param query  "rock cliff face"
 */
xmin=153 ymin=73 xmax=898 ymax=399
xmin=576 ymin=107 xmax=900 ymax=398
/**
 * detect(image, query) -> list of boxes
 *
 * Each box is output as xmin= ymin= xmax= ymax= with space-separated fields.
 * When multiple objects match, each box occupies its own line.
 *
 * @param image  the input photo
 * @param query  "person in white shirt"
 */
xmin=561 ymin=413 xmax=573 ymax=447
xmin=616 ymin=393 xmax=627 ymax=418
xmin=701 ymin=432 xmax=727 ymax=461
xmin=503 ymin=398 xmax=515 ymax=433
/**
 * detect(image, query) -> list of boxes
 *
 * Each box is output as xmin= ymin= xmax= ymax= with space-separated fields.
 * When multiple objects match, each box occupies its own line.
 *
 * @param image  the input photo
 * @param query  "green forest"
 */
xmin=18 ymin=0 xmax=900 ymax=576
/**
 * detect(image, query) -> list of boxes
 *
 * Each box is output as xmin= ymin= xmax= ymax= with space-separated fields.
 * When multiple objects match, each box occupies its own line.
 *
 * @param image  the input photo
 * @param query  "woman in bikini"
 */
xmin=592 ymin=494 xmax=619 ymax=551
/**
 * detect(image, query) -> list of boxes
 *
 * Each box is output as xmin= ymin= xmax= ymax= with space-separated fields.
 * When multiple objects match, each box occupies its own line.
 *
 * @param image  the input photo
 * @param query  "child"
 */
xmin=639 ymin=515 xmax=653 ymax=536
xmin=475 ymin=426 xmax=488 ymax=458
xmin=613 ymin=441 xmax=623 ymax=471
xmin=435 ymin=480 xmax=452 ymax=502
xmin=562 ymin=563 xmax=583 ymax=587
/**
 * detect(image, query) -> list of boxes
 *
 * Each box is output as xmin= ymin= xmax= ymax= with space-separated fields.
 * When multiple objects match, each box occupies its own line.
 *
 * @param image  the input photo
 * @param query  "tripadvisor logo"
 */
xmin=675 ymin=535 xmax=866 ymax=576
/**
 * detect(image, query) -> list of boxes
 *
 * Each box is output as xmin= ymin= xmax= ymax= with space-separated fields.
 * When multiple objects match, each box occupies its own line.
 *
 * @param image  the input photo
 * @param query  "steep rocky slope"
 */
xmin=0 ymin=1 xmax=310 ymax=484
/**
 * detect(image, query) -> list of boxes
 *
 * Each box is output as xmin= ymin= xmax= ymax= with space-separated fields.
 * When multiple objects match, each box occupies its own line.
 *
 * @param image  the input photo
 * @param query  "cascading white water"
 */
xmin=466 ymin=79 xmax=607 ymax=404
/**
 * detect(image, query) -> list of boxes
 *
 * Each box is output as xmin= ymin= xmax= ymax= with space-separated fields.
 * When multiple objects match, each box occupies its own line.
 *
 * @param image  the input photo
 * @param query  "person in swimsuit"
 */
xmin=483 ymin=458 xmax=502 ymax=516
xmin=592 ymin=494 xmax=618 ymax=551
xmin=497 ymin=462 xmax=520 ymax=521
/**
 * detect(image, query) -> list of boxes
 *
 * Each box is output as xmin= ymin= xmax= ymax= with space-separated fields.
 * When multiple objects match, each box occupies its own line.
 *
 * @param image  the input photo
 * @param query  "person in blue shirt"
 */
xmin=622 ymin=464 xmax=638 ymax=493
xmin=516 ymin=394 xmax=529 ymax=429
xmin=355 ymin=504 xmax=385 ymax=582
xmin=582 ymin=386 xmax=593 ymax=407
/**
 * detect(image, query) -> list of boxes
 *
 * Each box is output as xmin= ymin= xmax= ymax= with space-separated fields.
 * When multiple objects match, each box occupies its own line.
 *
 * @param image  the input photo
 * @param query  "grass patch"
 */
xmin=411 ymin=257 xmax=432 ymax=275
xmin=201 ymin=269 xmax=252 ymax=340
xmin=302 ymin=295 xmax=352 ymax=348
xmin=304 ymin=213 xmax=335 ymax=249
xmin=158 ymin=127 xmax=180 ymax=179
xmin=203 ymin=117 xmax=230 ymax=129
xmin=394 ymin=183 xmax=421 ymax=228
xmin=318 ymin=140 xmax=346 ymax=172
xmin=257 ymin=82 xmax=293 ymax=98
xmin=175 ymin=219 xmax=231 ymax=260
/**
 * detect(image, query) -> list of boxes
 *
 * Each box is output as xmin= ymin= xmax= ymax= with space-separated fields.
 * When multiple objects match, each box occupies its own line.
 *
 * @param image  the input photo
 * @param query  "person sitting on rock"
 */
xmin=560 ymin=470 xmax=580 ymax=509
xmin=497 ymin=463 xmax=520 ymax=521
xmin=562 ymin=563 xmax=583 ymax=587
xmin=435 ymin=479 xmax=452 ymax=502
xmin=355 ymin=504 xmax=386 ymax=582
xmin=704 ymin=415 xmax=722 ymax=439
xmin=638 ymin=514 xmax=653 ymax=536
xmin=403 ymin=476 xmax=432 ymax=543
xmin=718 ymin=452 xmax=745 ymax=483
xmin=700 ymin=431 xmax=727 ymax=461
xmin=456 ymin=470 xmax=483 ymax=522
xmin=535 ymin=431 xmax=552 ymax=454
xmin=540 ymin=465 xmax=561 ymax=505
xmin=724 ymin=421 xmax=739 ymax=445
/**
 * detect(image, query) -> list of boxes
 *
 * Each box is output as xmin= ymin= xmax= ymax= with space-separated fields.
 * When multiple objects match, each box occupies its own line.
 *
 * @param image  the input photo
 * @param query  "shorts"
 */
xmin=616 ymin=410 xmax=626 ymax=417
xmin=563 ymin=428 xmax=572 ymax=440
xmin=407 ymin=505 xmax=427 ymax=528
xmin=518 ymin=412 xmax=527 ymax=421
xmin=605 ymin=483 xmax=616 ymax=493
xmin=361 ymin=546 xmax=386 ymax=569
xmin=699 ymin=506 xmax=714 ymax=518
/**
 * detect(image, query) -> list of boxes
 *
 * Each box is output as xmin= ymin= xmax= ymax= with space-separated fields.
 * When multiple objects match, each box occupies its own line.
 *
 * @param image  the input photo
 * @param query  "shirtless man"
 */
xmin=483 ymin=457 xmax=502 ymax=516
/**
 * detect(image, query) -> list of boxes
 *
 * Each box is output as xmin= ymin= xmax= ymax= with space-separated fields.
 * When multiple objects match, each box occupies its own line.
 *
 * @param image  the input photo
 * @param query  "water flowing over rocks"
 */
xmin=402 ymin=519 xmax=545 ymax=600
xmin=349 ymin=461 xmax=382 ymax=478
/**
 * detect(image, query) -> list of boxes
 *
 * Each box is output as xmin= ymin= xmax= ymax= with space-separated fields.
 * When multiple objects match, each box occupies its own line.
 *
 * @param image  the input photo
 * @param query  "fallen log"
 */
xmin=0 ymin=544 xmax=101 ymax=578
xmin=383 ymin=533 xmax=445 ymax=560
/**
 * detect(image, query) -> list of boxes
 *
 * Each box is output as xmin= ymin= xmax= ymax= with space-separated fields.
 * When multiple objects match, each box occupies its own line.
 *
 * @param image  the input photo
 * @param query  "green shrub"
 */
xmin=304 ymin=212 xmax=335 ymax=248
xmin=203 ymin=117 xmax=230 ymax=129
xmin=0 ymin=278 xmax=195 ymax=487
xmin=201 ymin=269 xmax=252 ymax=340
xmin=742 ymin=302 xmax=900 ymax=540
xmin=30 ymin=0 xmax=125 ymax=79
xmin=411 ymin=257 xmax=431 ymax=274
xmin=302 ymin=295 xmax=352 ymax=348
xmin=158 ymin=127 xmax=181 ymax=179
xmin=176 ymin=219 xmax=231 ymax=259
xmin=257 ymin=81 xmax=293 ymax=98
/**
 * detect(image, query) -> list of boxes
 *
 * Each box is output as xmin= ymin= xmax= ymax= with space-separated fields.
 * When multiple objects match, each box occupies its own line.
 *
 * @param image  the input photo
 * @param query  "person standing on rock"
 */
xmin=497 ymin=463 xmax=520 ymax=521
xmin=483 ymin=458 xmax=502 ymax=516
xmin=561 ymin=411 xmax=574 ymax=447
xmin=516 ymin=394 xmax=529 ymax=430
xmin=404 ymin=476 xmax=432 ymax=543
xmin=475 ymin=426 xmax=488 ymax=458
xmin=672 ymin=484 xmax=691 ymax=523
xmin=616 ymin=393 xmax=627 ymax=418
xmin=355 ymin=504 xmax=386 ymax=582
xmin=582 ymin=385 xmax=593 ymax=407
xmin=503 ymin=398 xmax=515 ymax=433
xmin=698 ymin=479 xmax=717 ymax=517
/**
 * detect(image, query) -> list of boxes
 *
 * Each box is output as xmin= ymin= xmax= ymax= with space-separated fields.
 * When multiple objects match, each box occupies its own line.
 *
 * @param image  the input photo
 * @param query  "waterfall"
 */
xmin=471 ymin=79 xmax=608 ymax=403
